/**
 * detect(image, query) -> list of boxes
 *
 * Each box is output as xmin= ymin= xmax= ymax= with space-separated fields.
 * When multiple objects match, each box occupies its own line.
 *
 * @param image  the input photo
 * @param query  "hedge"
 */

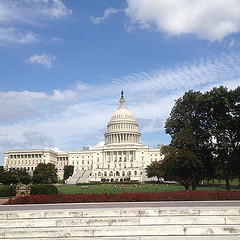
xmin=30 ymin=184 xmax=58 ymax=195
xmin=0 ymin=185 xmax=16 ymax=197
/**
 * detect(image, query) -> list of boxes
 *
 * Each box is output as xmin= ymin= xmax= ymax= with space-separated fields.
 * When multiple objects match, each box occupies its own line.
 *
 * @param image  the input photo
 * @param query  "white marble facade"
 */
xmin=4 ymin=92 xmax=164 ymax=182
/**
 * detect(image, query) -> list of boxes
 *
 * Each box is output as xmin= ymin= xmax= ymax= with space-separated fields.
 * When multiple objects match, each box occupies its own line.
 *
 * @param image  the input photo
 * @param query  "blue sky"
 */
xmin=1 ymin=0 xmax=240 ymax=166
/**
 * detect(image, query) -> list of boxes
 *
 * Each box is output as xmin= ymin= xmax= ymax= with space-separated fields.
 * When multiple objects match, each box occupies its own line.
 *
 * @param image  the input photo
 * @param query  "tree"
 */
xmin=162 ymin=145 xmax=204 ymax=190
xmin=0 ymin=166 xmax=5 ymax=184
xmin=200 ymin=86 xmax=240 ymax=190
xmin=63 ymin=165 xmax=74 ymax=181
xmin=145 ymin=161 xmax=164 ymax=182
xmin=0 ymin=168 xmax=32 ymax=185
xmin=32 ymin=163 xmax=58 ymax=184
xmin=17 ymin=168 xmax=32 ymax=185
xmin=164 ymin=90 xmax=214 ymax=190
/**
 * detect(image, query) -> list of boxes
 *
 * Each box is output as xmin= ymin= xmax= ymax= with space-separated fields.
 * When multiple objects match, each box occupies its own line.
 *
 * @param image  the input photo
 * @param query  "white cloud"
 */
xmin=0 ymin=91 xmax=48 ymax=122
xmin=125 ymin=0 xmax=240 ymax=41
xmin=0 ymin=0 xmax=71 ymax=45
xmin=27 ymin=53 xmax=56 ymax=69
xmin=0 ymin=0 xmax=72 ymax=24
xmin=51 ymin=89 xmax=77 ymax=102
xmin=38 ymin=0 xmax=72 ymax=18
xmin=91 ymin=8 xmax=120 ymax=24
xmin=110 ymin=52 xmax=240 ymax=94
xmin=0 ymin=27 xmax=38 ymax=44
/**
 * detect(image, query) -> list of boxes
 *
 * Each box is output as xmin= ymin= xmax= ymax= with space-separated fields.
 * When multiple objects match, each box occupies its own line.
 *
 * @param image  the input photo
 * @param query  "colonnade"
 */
xmin=103 ymin=150 xmax=136 ymax=162
xmin=105 ymin=133 xmax=141 ymax=144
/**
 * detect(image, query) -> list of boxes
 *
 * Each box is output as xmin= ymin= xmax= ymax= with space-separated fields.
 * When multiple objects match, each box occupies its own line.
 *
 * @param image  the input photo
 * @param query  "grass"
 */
xmin=57 ymin=182 xmax=239 ymax=194
xmin=57 ymin=183 xmax=183 ymax=194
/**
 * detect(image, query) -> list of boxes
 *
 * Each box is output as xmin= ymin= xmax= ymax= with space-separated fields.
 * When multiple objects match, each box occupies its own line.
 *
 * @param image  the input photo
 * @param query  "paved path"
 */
xmin=1 ymin=200 xmax=240 ymax=211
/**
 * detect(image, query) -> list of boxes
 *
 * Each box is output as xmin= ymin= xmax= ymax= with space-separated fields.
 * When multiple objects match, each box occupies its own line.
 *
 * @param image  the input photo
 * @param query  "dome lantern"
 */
xmin=119 ymin=90 xmax=126 ymax=109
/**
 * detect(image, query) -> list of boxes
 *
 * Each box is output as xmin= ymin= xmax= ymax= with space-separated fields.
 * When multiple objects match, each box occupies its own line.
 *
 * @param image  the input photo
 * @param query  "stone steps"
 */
xmin=0 ymin=207 xmax=240 ymax=239
xmin=77 ymin=170 xmax=91 ymax=183
xmin=67 ymin=170 xmax=85 ymax=185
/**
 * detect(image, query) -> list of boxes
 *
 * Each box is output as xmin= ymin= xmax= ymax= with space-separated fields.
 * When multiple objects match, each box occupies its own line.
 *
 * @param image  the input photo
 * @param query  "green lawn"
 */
xmin=57 ymin=182 xmax=237 ymax=194
xmin=57 ymin=183 xmax=183 ymax=194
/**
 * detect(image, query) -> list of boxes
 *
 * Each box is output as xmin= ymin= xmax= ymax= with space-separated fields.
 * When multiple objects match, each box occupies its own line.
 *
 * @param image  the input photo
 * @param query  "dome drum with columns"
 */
xmin=4 ymin=91 xmax=164 ymax=183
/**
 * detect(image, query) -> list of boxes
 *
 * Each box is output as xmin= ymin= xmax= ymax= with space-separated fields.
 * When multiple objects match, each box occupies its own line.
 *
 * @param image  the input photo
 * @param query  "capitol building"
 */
xmin=4 ymin=92 xmax=164 ymax=183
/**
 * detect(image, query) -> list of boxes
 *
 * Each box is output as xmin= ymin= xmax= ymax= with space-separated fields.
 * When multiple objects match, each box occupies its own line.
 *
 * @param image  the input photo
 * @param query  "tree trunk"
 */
xmin=191 ymin=182 xmax=197 ymax=191
xmin=183 ymin=183 xmax=190 ymax=191
xmin=225 ymin=177 xmax=231 ymax=191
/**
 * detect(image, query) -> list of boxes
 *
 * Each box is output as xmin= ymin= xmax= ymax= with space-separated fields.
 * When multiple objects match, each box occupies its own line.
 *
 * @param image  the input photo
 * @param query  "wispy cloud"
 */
xmin=0 ymin=27 xmax=38 ymax=44
xmin=110 ymin=52 xmax=240 ymax=94
xmin=125 ymin=0 xmax=240 ymax=41
xmin=0 ymin=91 xmax=48 ymax=123
xmin=0 ymin=0 xmax=71 ymax=45
xmin=0 ymin=51 xmax=240 ymax=165
xmin=91 ymin=8 xmax=120 ymax=24
xmin=27 ymin=53 xmax=56 ymax=69
xmin=0 ymin=0 xmax=72 ymax=24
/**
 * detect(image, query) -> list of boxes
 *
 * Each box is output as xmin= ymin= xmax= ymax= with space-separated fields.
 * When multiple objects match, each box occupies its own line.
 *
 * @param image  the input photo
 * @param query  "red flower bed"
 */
xmin=4 ymin=190 xmax=240 ymax=205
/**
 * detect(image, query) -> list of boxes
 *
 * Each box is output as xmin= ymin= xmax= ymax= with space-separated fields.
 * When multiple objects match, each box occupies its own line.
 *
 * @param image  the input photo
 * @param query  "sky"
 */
xmin=1 ymin=0 xmax=240 ymax=166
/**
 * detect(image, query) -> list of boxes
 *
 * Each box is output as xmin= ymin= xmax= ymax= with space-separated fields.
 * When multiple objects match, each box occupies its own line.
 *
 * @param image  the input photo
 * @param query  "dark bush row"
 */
xmin=0 ymin=184 xmax=58 ymax=197
xmin=30 ymin=185 xmax=58 ymax=195
xmin=0 ymin=185 xmax=16 ymax=197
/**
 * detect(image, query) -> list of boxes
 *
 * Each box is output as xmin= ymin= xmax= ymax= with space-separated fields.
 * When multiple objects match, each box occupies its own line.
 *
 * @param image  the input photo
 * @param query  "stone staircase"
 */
xmin=0 ymin=206 xmax=240 ymax=239
xmin=77 ymin=170 xmax=92 ymax=184
xmin=67 ymin=170 xmax=85 ymax=185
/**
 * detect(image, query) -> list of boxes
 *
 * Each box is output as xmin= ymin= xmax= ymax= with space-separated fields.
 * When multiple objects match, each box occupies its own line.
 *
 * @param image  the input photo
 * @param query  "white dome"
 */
xmin=110 ymin=108 xmax=135 ymax=122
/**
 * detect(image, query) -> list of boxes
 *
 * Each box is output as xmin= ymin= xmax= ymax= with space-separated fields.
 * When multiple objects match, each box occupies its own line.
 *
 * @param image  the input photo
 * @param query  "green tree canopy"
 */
xmin=163 ymin=86 xmax=240 ymax=190
xmin=0 ymin=166 xmax=5 ymax=184
xmin=164 ymin=90 xmax=214 ymax=190
xmin=145 ymin=161 xmax=164 ymax=182
xmin=162 ymin=145 xmax=204 ymax=190
xmin=63 ymin=165 xmax=74 ymax=181
xmin=32 ymin=163 xmax=58 ymax=184
xmin=0 ymin=167 xmax=32 ymax=185
xmin=200 ymin=86 xmax=240 ymax=190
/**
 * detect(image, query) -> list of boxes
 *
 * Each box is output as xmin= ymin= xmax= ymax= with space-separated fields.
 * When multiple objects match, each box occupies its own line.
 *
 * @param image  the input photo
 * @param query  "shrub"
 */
xmin=31 ymin=184 xmax=58 ymax=195
xmin=0 ymin=185 xmax=16 ymax=197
